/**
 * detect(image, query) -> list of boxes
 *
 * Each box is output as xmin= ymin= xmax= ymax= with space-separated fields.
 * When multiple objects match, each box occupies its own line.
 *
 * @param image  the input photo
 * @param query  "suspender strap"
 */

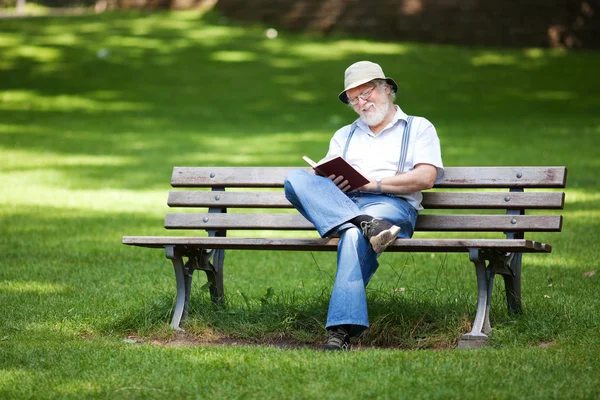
xmin=342 ymin=122 xmax=357 ymax=159
xmin=397 ymin=116 xmax=414 ymax=174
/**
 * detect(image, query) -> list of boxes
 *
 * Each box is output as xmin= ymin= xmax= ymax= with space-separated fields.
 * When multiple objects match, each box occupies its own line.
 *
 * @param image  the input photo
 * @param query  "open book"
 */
xmin=303 ymin=155 xmax=370 ymax=192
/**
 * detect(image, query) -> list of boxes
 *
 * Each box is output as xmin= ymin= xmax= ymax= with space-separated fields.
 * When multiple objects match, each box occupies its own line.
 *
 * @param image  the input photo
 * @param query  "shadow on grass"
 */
xmin=107 ymin=283 xmax=499 ymax=349
xmin=1 ymin=11 xmax=599 ymax=190
xmin=3 ymin=205 xmax=598 ymax=350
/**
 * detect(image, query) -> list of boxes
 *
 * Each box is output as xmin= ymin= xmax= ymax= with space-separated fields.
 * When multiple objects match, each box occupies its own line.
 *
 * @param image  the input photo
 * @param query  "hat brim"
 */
xmin=339 ymin=77 xmax=398 ymax=104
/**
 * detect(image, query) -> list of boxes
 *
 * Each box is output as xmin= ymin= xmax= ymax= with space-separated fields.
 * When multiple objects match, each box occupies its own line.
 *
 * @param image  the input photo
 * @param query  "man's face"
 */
xmin=346 ymin=82 xmax=391 ymax=127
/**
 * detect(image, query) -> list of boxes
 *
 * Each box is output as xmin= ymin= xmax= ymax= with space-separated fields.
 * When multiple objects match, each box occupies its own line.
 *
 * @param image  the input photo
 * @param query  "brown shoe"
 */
xmin=323 ymin=327 xmax=350 ymax=351
xmin=359 ymin=218 xmax=401 ymax=254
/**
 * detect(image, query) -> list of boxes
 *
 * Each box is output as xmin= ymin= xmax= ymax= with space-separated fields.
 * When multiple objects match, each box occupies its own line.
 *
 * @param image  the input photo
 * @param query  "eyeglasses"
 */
xmin=348 ymin=86 xmax=377 ymax=105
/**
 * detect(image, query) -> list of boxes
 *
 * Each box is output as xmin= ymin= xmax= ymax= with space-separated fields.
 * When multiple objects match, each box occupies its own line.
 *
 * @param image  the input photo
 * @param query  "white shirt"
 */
xmin=325 ymin=106 xmax=444 ymax=211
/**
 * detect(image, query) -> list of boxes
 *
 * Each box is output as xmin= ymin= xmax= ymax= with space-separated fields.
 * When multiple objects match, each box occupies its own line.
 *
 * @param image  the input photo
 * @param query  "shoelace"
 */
xmin=328 ymin=330 xmax=347 ymax=342
xmin=360 ymin=219 xmax=379 ymax=237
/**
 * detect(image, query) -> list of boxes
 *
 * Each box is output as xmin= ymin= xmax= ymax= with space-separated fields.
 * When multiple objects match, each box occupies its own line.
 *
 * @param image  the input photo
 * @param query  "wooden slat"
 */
xmin=164 ymin=213 xmax=563 ymax=232
xmin=416 ymin=214 xmax=562 ymax=232
xmin=165 ymin=213 xmax=310 ymax=230
xmin=168 ymin=191 xmax=291 ymax=208
xmin=122 ymin=236 xmax=552 ymax=253
xmin=170 ymin=167 xmax=567 ymax=188
xmin=168 ymin=191 xmax=565 ymax=210
xmin=438 ymin=167 xmax=567 ymax=188
xmin=423 ymin=191 xmax=565 ymax=209
xmin=171 ymin=167 xmax=300 ymax=188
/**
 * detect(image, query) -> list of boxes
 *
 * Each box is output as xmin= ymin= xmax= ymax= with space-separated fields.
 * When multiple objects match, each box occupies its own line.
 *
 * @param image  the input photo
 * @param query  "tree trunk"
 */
xmin=16 ymin=0 xmax=26 ymax=14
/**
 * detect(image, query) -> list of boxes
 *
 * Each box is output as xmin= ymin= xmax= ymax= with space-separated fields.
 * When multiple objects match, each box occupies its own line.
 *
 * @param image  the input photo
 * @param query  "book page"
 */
xmin=301 ymin=156 xmax=318 ymax=168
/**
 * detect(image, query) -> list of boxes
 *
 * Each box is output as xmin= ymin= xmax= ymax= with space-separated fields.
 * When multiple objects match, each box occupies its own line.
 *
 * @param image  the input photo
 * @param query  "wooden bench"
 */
xmin=123 ymin=166 xmax=567 ymax=346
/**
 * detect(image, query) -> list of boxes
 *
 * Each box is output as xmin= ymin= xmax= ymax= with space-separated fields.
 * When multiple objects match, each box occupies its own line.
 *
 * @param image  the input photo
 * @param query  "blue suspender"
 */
xmin=397 ymin=116 xmax=414 ymax=174
xmin=342 ymin=117 xmax=414 ymax=175
xmin=342 ymin=122 xmax=357 ymax=159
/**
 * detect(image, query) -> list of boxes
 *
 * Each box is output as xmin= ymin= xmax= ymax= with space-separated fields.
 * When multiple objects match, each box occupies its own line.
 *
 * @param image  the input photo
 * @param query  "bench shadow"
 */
xmin=106 ymin=284 xmax=517 ymax=349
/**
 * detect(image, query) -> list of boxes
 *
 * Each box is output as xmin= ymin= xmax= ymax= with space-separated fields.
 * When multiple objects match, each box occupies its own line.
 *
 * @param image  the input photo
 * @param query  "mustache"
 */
xmin=361 ymin=101 xmax=386 ymax=113
xmin=361 ymin=102 xmax=377 ymax=112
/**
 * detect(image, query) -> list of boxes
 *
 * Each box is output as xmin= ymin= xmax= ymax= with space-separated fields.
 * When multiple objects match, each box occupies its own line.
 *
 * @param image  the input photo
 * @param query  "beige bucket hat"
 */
xmin=338 ymin=61 xmax=398 ymax=104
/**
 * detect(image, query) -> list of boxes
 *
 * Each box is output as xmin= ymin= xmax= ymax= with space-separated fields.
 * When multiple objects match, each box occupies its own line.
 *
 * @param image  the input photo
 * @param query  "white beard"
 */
xmin=358 ymin=97 xmax=390 ymax=127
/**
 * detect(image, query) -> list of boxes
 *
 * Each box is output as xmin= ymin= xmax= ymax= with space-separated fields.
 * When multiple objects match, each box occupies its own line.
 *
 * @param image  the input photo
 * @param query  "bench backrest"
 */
xmin=165 ymin=167 xmax=566 ymax=236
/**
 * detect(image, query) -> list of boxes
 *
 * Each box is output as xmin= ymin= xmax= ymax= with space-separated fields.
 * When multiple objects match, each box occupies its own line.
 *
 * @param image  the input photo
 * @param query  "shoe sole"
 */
xmin=369 ymin=225 xmax=401 ymax=254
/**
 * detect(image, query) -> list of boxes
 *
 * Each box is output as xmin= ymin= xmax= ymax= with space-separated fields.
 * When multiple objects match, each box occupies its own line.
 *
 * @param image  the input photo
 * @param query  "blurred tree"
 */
xmin=212 ymin=0 xmax=599 ymax=49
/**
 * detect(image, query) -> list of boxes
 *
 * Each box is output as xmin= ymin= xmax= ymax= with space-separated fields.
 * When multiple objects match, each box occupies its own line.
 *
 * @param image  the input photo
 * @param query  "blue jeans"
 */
xmin=284 ymin=169 xmax=417 ymax=336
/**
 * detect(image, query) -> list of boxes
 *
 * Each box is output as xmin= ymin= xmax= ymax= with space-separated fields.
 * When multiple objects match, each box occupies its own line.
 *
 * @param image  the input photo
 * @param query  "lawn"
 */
xmin=1 ymin=9 xmax=599 ymax=399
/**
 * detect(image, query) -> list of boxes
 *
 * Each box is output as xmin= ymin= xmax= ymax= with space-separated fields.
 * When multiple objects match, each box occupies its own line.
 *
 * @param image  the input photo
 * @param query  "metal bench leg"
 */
xmin=164 ymin=246 xmax=224 ymax=330
xmin=206 ymin=198 xmax=226 ymax=305
xmin=502 ymin=252 xmax=522 ymax=314
xmin=459 ymin=248 xmax=494 ymax=349
xmin=200 ymin=249 xmax=225 ymax=305
xmin=505 ymin=192 xmax=524 ymax=314
xmin=165 ymin=246 xmax=191 ymax=331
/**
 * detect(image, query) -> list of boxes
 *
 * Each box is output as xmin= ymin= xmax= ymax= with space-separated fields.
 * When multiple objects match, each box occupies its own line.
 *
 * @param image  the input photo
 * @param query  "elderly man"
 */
xmin=284 ymin=61 xmax=444 ymax=351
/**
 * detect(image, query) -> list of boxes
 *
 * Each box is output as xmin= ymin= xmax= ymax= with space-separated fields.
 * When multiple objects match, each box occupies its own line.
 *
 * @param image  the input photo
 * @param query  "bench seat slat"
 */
xmin=171 ymin=167 xmax=567 ymax=188
xmin=168 ymin=191 xmax=565 ymax=210
xmin=122 ymin=237 xmax=552 ymax=253
xmin=164 ymin=213 xmax=563 ymax=232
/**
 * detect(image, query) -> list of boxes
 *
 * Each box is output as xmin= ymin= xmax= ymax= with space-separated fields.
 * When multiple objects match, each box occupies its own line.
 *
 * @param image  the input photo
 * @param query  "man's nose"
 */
xmin=356 ymin=97 xmax=368 ymax=106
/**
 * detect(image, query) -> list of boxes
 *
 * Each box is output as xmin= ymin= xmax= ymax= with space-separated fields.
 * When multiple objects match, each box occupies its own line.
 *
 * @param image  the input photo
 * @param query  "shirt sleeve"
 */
xmin=413 ymin=118 xmax=445 ymax=184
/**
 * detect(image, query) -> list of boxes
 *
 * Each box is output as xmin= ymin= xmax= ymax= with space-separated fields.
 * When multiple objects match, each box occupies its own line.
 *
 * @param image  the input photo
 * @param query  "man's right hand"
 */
xmin=328 ymin=174 xmax=351 ymax=193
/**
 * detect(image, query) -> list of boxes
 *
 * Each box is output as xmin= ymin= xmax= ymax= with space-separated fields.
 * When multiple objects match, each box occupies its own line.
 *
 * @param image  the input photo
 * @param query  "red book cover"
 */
xmin=303 ymin=156 xmax=370 ymax=191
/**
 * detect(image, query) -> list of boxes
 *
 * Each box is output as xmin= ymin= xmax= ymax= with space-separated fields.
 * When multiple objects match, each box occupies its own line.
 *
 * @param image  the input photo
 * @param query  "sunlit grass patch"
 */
xmin=0 ymin=281 xmax=69 ymax=295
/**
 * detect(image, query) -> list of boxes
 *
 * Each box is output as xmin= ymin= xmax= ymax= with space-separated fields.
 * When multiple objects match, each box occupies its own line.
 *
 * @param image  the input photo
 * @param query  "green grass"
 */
xmin=1 ymin=9 xmax=599 ymax=399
